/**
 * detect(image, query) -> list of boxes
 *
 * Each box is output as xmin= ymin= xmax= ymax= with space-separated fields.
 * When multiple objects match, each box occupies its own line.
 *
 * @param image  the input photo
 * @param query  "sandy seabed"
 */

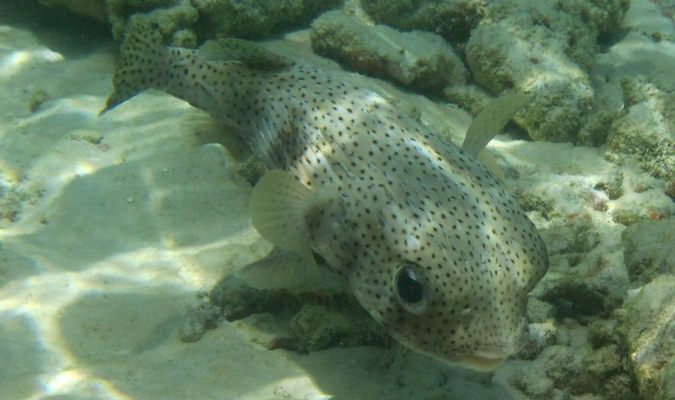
xmin=1 ymin=1 xmax=673 ymax=399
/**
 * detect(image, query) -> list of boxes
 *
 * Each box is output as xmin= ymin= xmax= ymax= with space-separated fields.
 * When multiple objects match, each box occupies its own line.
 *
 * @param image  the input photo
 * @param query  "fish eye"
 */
xmin=394 ymin=264 xmax=429 ymax=315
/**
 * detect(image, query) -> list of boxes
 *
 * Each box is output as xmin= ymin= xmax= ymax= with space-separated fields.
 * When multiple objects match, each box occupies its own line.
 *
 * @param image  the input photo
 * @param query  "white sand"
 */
xmin=0 ymin=1 xmax=673 ymax=399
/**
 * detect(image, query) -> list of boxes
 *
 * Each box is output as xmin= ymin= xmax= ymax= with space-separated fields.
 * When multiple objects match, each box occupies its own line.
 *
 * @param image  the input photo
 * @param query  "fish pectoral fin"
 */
xmin=236 ymin=247 xmax=343 ymax=290
xmin=461 ymin=92 xmax=528 ymax=157
xmin=475 ymin=151 xmax=507 ymax=180
xmin=250 ymin=169 xmax=320 ymax=268
xmin=182 ymin=109 xmax=250 ymax=158
xmin=197 ymin=39 xmax=293 ymax=71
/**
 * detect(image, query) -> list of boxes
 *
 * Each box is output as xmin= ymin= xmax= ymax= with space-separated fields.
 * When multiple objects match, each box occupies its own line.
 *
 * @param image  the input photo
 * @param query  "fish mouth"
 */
xmin=457 ymin=352 xmax=509 ymax=372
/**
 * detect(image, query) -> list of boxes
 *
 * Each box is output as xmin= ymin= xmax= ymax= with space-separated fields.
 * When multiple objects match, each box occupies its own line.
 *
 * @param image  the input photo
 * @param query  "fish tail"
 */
xmin=100 ymin=27 xmax=168 ymax=115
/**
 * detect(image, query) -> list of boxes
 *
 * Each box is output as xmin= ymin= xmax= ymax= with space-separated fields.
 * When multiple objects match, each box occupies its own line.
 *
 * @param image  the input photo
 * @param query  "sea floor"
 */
xmin=0 ymin=1 xmax=673 ymax=400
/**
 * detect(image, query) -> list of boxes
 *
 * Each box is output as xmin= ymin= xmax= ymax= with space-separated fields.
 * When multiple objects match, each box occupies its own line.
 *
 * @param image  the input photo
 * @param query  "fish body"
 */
xmin=103 ymin=30 xmax=548 ymax=371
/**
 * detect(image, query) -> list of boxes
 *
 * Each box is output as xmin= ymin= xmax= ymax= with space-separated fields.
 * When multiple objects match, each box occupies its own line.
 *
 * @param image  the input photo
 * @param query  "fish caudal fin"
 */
xmin=250 ymin=170 xmax=325 ymax=269
xmin=462 ymin=92 xmax=528 ymax=157
xmin=100 ymin=27 xmax=167 ymax=115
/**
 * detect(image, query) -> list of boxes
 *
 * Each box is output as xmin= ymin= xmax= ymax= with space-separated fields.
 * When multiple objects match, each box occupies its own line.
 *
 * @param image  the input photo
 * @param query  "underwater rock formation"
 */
xmin=608 ymin=75 xmax=675 ymax=179
xmin=310 ymin=10 xmax=468 ymax=94
xmin=621 ymin=274 xmax=675 ymax=400
xmin=40 ymin=0 xmax=342 ymax=44
xmin=622 ymin=218 xmax=675 ymax=283
xmin=360 ymin=0 xmax=486 ymax=45
xmin=194 ymin=0 xmax=342 ymax=39
xmin=496 ymin=335 xmax=633 ymax=399
xmin=466 ymin=0 xmax=630 ymax=142
xmin=182 ymin=275 xmax=389 ymax=352
xmin=111 ymin=1 xmax=199 ymax=45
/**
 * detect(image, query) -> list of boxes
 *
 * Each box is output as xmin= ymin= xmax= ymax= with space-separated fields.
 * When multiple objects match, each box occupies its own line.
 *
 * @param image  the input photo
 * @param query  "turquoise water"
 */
xmin=0 ymin=1 xmax=673 ymax=399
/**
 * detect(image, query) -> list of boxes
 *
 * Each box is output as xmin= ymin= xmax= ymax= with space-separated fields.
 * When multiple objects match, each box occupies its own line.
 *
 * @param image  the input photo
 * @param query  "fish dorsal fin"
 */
xmin=198 ymin=38 xmax=293 ymax=71
xmin=250 ymin=170 xmax=322 ymax=268
xmin=462 ymin=92 xmax=528 ymax=157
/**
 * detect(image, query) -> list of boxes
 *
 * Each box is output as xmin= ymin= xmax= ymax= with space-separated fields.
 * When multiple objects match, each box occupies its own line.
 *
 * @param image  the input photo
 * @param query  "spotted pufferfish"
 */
xmin=101 ymin=28 xmax=549 ymax=371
